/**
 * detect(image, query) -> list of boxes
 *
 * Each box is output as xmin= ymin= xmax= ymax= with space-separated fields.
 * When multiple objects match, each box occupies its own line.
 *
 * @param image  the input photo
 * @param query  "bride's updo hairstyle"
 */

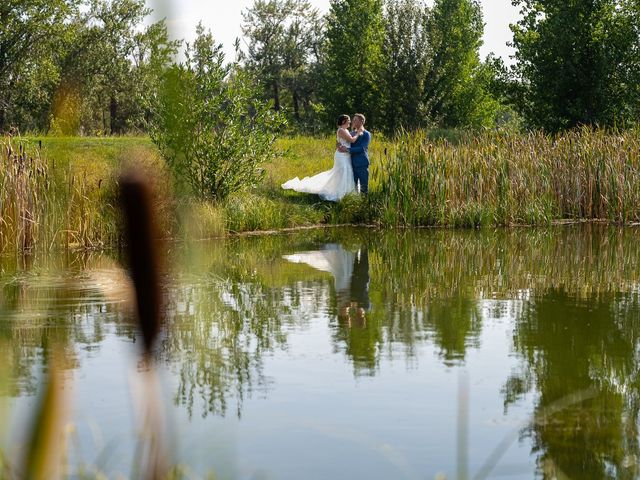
xmin=337 ymin=114 xmax=350 ymax=127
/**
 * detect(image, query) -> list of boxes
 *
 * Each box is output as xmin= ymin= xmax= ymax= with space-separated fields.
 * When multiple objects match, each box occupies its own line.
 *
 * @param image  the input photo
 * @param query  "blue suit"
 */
xmin=349 ymin=130 xmax=371 ymax=194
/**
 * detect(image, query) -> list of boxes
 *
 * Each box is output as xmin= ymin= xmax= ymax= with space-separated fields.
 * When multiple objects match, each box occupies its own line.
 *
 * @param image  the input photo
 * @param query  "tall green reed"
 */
xmin=0 ymin=137 xmax=120 ymax=253
xmin=374 ymin=127 xmax=640 ymax=227
xmin=0 ymin=139 xmax=49 ymax=251
xmin=4 ymin=129 xmax=640 ymax=251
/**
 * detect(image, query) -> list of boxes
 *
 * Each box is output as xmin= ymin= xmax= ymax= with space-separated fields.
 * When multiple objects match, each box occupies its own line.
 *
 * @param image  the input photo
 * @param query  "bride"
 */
xmin=281 ymin=114 xmax=362 ymax=202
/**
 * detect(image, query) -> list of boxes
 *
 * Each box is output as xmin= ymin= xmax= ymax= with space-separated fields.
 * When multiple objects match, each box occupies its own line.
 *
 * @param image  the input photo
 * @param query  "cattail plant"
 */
xmin=0 ymin=137 xmax=121 ymax=253
xmin=374 ymin=127 xmax=640 ymax=228
xmin=120 ymin=168 xmax=170 ymax=480
xmin=0 ymin=137 xmax=49 ymax=251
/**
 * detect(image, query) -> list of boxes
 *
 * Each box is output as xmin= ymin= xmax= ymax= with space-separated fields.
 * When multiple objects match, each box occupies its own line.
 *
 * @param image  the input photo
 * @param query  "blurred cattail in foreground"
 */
xmin=120 ymin=169 xmax=165 ymax=354
xmin=120 ymin=168 xmax=170 ymax=479
xmin=21 ymin=357 xmax=69 ymax=480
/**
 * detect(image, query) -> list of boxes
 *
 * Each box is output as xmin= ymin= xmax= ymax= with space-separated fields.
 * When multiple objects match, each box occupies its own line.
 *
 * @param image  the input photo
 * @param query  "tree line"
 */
xmin=2 ymin=0 xmax=640 ymax=136
xmin=2 ymin=0 xmax=174 ymax=134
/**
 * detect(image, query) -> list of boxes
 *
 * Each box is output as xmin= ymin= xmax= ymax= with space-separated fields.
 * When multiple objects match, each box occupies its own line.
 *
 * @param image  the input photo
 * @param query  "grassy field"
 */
xmin=2 ymin=127 xmax=640 ymax=252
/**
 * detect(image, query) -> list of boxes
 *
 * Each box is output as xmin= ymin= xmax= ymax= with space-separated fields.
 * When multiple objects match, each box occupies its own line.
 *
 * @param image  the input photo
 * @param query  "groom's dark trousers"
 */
xmin=349 ymin=130 xmax=371 ymax=194
xmin=353 ymin=166 xmax=369 ymax=194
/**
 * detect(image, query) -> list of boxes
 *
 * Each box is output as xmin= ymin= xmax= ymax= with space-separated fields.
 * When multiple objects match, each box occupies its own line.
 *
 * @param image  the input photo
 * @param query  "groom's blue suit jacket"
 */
xmin=349 ymin=130 xmax=371 ymax=168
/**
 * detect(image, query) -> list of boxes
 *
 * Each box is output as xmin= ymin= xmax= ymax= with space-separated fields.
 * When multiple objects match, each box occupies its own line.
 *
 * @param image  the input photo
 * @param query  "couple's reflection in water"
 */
xmin=283 ymin=242 xmax=373 ymax=372
xmin=284 ymin=242 xmax=370 ymax=327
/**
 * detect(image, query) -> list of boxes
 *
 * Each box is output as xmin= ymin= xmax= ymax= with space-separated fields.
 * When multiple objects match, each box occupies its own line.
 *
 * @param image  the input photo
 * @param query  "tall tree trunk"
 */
xmin=293 ymin=90 xmax=300 ymax=121
xmin=110 ymin=95 xmax=118 ymax=135
xmin=273 ymin=81 xmax=281 ymax=111
xmin=0 ymin=84 xmax=12 ymax=132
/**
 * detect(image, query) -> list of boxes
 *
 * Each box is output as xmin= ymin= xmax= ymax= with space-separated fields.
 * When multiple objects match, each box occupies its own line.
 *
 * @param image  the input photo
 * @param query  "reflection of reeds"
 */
xmin=371 ymin=225 xmax=640 ymax=302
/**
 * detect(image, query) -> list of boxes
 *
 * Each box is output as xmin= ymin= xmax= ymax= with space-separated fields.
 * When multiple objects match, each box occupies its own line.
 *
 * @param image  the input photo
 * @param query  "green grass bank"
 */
xmin=2 ymin=128 xmax=640 ymax=252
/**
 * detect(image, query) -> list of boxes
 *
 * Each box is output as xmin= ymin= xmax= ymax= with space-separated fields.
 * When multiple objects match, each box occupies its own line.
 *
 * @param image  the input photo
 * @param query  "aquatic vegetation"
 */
xmin=375 ymin=127 xmax=640 ymax=227
xmin=0 ymin=137 xmax=121 ymax=252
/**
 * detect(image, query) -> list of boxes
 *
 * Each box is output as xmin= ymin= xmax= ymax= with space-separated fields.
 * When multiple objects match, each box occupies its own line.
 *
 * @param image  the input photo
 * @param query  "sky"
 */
xmin=147 ymin=0 xmax=521 ymax=64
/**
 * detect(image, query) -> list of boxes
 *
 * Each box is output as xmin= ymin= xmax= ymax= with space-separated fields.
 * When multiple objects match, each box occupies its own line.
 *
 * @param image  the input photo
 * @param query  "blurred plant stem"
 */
xmin=22 ymin=355 xmax=70 ymax=480
xmin=120 ymin=168 xmax=169 ymax=479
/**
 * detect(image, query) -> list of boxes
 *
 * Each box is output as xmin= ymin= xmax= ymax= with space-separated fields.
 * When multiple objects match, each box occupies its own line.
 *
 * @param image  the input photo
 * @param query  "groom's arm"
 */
xmin=349 ymin=131 xmax=371 ymax=154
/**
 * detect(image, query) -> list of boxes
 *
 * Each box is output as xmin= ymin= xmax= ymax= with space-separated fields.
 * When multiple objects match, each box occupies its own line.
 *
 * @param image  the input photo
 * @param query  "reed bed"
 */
xmin=374 ymin=127 xmax=640 ymax=227
xmin=0 ymin=140 xmax=49 ymax=251
xmin=0 ymin=137 xmax=121 ymax=253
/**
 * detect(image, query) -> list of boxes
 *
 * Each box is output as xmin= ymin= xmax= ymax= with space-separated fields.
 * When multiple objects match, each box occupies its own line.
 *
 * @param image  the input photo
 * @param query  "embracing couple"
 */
xmin=281 ymin=113 xmax=371 ymax=202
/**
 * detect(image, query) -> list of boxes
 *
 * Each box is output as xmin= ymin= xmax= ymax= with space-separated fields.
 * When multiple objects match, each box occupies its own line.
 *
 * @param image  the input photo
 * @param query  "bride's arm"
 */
xmin=337 ymin=128 xmax=361 ymax=144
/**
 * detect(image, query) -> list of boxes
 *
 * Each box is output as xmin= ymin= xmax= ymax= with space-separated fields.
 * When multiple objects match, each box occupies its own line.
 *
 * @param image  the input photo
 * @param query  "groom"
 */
xmin=338 ymin=113 xmax=370 ymax=194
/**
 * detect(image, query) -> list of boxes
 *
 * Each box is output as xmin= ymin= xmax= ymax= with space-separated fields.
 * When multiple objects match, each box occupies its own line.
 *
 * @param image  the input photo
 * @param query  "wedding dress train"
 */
xmin=281 ymin=132 xmax=356 ymax=202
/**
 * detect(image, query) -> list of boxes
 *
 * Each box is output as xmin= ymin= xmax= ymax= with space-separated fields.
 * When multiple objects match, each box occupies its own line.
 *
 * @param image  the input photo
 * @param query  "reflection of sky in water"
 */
xmin=2 ymin=226 xmax=640 ymax=479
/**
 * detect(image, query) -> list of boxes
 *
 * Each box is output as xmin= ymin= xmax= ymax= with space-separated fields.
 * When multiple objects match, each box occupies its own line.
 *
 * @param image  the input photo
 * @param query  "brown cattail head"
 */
xmin=119 ymin=169 xmax=164 ymax=354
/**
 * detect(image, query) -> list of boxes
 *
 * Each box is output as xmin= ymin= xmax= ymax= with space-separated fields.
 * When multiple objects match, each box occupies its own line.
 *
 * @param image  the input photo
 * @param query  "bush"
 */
xmin=151 ymin=24 xmax=285 ymax=202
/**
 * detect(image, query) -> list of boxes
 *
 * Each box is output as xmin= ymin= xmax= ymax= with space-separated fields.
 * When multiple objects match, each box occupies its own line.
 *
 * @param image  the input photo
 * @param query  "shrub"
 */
xmin=151 ymin=24 xmax=285 ymax=202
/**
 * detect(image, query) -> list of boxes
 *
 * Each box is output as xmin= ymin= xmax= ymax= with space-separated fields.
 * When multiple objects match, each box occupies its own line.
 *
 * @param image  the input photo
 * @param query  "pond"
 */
xmin=1 ymin=225 xmax=640 ymax=479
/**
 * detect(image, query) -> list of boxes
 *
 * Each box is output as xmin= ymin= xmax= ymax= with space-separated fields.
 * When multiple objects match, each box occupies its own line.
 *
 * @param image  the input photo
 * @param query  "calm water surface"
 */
xmin=1 ymin=226 xmax=640 ymax=479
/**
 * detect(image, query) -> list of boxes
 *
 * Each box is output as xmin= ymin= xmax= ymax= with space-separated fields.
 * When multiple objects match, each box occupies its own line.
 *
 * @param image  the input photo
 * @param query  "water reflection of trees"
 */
xmin=163 ymin=280 xmax=304 ymax=418
xmin=0 ymin=253 xmax=133 ymax=396
xmin=5 ymin=223 xmax=640 ymax=474
xmin=162 ymin=235 xmax=337 ymax=417
xmin=372 ymin=225 xmax=640 ymax=360
xmin=466 ymin=226 xmax=640 ymax=478
xmin=502 ymin=288 xmax=640 ymax=478
xmin=155 ymin=226 xmax=640 ymax=416
xmin=368 ymin=225 xmax=640 ymax=477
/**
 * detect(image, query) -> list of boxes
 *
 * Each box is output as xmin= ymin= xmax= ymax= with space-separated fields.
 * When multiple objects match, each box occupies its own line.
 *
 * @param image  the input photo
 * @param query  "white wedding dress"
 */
xmin=281 ymin=131 xmax=356 ymax=201
xmin=283 ymin=243 xmax=355 ymax=297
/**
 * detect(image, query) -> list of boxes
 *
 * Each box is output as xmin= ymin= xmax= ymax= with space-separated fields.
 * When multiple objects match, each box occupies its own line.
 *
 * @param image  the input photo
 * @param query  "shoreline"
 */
xmin=4 ymin=219 xmax=638 ymax=257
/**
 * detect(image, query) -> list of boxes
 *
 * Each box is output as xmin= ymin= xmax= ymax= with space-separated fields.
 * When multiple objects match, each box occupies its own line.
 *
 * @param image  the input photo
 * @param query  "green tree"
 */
xmin=482 ymin=54 xmax=524 ymax=128
xmin=45 ymin=0 xmax=177 ymax=135
xmin=124 ymin=20 xmax=180 ymax=131
xmin=241 ymin=0 xmax=322 ymax=126
xmin=379 ymin=0 xmax=431 ymax=134
xmin=511 ymin=0 xmax=640 ymax=131
xmin=423 ymin=0 xmax=498 ymax=128
xmin=0 ymin=0 xmax=78 ymax=131
xmin=60 ymin=0 xmax=152 ymax=134
xmin=319 ymin=0 xmax=385 ymax=129
xmin=151 ymin=24 xmax=285 ymax=201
